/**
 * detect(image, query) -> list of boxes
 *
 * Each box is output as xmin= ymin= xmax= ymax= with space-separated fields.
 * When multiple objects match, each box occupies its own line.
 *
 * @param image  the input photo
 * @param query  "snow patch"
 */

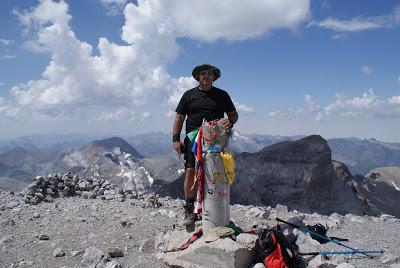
xmin=362 ymin=184 xmax=370 ymax=192
xmin=391 ymin=181 xmax=400 ymax=191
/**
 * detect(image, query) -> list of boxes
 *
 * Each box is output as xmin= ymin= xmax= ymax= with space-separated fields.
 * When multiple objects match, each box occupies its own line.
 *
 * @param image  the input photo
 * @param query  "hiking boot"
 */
xmin=183 ymin=203 xmax=197 ymax=226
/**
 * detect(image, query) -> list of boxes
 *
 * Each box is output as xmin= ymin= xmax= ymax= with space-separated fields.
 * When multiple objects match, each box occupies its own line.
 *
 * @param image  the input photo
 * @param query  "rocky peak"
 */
xmin=232 ymin=135 xmax=365 ymax=215
xmin=88 ymin=137 xmax=143 ymax=159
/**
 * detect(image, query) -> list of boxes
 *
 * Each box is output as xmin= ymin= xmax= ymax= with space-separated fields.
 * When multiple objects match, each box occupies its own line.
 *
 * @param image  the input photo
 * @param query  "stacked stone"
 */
xmin=22 ymin=172 xmax=143 ymax=205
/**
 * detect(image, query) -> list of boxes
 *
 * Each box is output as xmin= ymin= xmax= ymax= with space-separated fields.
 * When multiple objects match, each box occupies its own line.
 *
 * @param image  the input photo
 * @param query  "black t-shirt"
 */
xmin=175 ymin=86 xmax=236 ymax=133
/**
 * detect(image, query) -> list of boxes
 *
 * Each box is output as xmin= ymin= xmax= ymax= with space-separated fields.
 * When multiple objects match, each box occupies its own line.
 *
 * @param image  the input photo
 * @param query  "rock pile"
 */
xmin=21 ymin=172 xmax=149 ymax=205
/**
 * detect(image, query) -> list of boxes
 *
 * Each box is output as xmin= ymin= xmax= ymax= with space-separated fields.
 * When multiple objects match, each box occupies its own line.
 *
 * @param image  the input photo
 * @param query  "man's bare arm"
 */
xmin=172 ymin=113 xmax=186 ymax=153
xmin=220 ymin=110 xmax=238 ymax=129
xmin=227 ymin=110 xmax=238 ymax=125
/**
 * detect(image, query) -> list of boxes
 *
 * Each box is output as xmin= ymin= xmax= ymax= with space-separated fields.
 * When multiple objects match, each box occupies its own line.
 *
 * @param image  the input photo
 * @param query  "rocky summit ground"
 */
xmin=1 ymin=190 xmax=400 ymax=268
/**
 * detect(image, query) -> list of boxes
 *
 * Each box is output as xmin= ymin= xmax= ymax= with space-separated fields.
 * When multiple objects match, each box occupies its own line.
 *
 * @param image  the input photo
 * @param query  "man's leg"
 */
xmin=184 ymin=167 xmax=195 ymax=201
xmin=183 ymin=136 xmax=197 ymax=226
xmin=183 ymin=167 xmax=197 ymax=226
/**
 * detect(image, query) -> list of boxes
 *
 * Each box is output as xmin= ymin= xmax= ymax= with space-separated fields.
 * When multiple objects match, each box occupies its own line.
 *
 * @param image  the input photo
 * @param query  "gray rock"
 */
xmin=46 ymin=188 xmax=55 ymax=195
xmin=79 ymin=181 xmax=88 ymax=191
xmin=13 ymin=207 xmax=22 ymax=213
xmin=307 ymin=255 xmax=336 ymax=268
xmin=163 ymin=231 xmax=258 ymax=268
xmin=7 ymin=201 xmax=19 ymax=209
xmin=0 ymin=218 xmax=15 ymax=228
xmin=53 ymin=247 xmax=66 ymax=257
xmin=105 ymin=260 xmax=123 ymax=268
xmin=18 ymin=260 xmax=34 ymax=267
xmin=0 ymin=235 xmax=13 ymax=244
xmin=236 ymin=233 xmax=258 ymax=249
xmin=245 ymin=207 xmax=263 ymax=219
xmin=30 ymin=196 xmax=39 ymax=205
xmin=81 ymin=247 xmax=106 ymax=266
xmin=33 ymin=212 xmax=40 ymax=218
xmin=336 ymin=263 xmax=355 ymax=268
xmin=70 ymin=250 xmax=83 ymax=257
xmin=23 ymin=197 xmax=30 ymax=204
xmin=45 ymin=195 xmax=54 ymax=202
xmin=81 ymin=191 xmax=92 ymax=199
xmin=381 ymin=214 xmax=396 ymax=221
xmin=327 ymin=212 xmax=344 ymax=229
xmin=34 ymin=192 xmax=44 ymax=200
xmin=381 ymin=251 xmax=400 ymax=264
xmin=39 ymin=234 xmax=49 ymax=240
xmin=108 ymin=247 xmax=124 ymax=258
xmin=295 ymin=232 xmax=320 ymax=253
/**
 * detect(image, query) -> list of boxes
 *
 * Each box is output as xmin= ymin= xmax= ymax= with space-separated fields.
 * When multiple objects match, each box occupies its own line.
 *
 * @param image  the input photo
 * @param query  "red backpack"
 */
xmin=258 ymin=228 xmax=301 ymax=268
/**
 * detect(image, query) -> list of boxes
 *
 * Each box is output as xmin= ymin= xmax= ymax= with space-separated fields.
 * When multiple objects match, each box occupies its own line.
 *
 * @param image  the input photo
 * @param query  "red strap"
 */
xmin=178 ymin=228 xmax=203 ymax=251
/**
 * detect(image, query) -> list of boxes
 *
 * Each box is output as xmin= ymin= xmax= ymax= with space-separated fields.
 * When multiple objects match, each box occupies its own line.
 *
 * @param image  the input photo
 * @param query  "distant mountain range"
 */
xmin=1 ymin=132 xmax=400 ymax=194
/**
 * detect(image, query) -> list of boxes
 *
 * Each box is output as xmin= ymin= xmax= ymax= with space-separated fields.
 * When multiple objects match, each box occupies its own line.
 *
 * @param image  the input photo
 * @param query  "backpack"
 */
xmin=257 ymin=228 xmax=301 ymax=268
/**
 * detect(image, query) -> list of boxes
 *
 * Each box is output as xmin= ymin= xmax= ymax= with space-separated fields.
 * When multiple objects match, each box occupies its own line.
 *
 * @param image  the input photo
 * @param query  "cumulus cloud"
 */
xmin=309 ymin=5 xmax=400 ymax=32
xmin=1 ymin=54 xmax=16 ymax=59
xmin=304 ymin=90 xmax=400 ymax=120
xmin=361 ymin=65 xmax=374 ymax=76
xmin=5 ymin=0 xmax=310 ymax=121
xmin=0 ymin=39 xmax=14 ymax=46
xmin=389 ymin=96 xmax=400 ymax=104
xmin=99 ymin=0 xmax=127 ymax=16
xmin=267 ymin=108 xmax=303 ymax=120
xmin=305 ymin=94 xmax=319 ymax=112
xmin=98 ymin=107 xmax=136 ymax=121
xmin=141 ymin=111 xmax=151 ymax=119
xmin=233 ymin=99 xmax=254 ymax=114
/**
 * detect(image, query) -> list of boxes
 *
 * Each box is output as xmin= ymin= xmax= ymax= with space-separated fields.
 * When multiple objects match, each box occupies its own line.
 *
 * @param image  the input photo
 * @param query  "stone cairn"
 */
xmin=22 ymin=172 xmax=162 ymax=207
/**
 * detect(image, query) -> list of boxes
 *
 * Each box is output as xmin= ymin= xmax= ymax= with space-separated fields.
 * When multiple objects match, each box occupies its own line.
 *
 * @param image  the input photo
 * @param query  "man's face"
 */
xmin=199 ymin=69 xmax=214 ymax=87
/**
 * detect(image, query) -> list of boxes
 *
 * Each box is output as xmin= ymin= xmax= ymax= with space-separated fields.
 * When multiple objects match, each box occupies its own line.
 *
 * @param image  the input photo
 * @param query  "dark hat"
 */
xmin=192 ymin=64 xmax=221 ymax=81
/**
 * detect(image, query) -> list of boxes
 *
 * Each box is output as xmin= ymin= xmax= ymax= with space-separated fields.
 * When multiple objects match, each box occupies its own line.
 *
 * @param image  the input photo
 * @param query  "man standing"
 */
xmin=172 ymin=64 xmax=238 ymax=226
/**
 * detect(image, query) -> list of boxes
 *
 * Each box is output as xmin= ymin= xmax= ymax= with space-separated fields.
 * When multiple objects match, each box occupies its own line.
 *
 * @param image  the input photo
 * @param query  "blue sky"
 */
xmin=0 ymin=0 xmax=399 ymax=141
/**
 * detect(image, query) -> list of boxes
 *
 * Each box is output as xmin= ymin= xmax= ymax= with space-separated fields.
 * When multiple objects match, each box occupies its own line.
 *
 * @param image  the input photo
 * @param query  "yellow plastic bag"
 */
xmin=220 ymin=152 xmax=235 ymax=185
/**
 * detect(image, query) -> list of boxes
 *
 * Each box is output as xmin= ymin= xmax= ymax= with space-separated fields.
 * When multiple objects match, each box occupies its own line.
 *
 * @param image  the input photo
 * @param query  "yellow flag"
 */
xmin=220 ymin=152 xmax=235 ymax=185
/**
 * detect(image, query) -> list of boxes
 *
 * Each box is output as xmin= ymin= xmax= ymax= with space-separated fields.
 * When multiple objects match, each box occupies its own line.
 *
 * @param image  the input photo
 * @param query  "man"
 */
xmin=172 ymin=64 xmax=238 ymax=226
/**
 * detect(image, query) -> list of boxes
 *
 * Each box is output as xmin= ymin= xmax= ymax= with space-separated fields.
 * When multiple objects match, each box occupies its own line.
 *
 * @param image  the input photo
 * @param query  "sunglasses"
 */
xmin=199 ymin=70 xmax=214 ymax=76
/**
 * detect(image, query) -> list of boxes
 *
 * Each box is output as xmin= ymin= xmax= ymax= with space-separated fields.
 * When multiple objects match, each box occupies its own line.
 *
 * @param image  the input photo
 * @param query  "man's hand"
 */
xmin=173 ymin=141 xmax=185 ymax=154
xmin=219 ymin=118 xmax=232 ymax=129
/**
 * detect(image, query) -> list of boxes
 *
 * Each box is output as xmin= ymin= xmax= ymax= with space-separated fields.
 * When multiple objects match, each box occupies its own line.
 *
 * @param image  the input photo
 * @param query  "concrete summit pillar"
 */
xmin=202 ymin=152 xmax=230 ymax=232
xmin=200 ymin=119 xmax=231 ymax=233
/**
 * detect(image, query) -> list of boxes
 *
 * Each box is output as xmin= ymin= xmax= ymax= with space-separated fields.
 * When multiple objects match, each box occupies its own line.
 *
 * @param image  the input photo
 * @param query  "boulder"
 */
xmin=163 ymin=229 xmax=258 ymax=268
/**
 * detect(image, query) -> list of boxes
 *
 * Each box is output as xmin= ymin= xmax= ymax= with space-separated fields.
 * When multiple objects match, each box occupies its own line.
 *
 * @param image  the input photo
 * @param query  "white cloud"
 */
xmin=276 ymin=90 xmax=400 ymax=121
xmin=165 ymin=110 xmax=175 ymax=117
xmin=267 ymin=108 xmax=303 ymax=120
xmin=309 ymin=6 xmax=400 ymax=32
xmin=324 ymin=89 xmax=383 ymax=117
xmin=305 ymin=94 xmax=319 ymax=112
xmin=305 ymin=94 xmax=322 ymax=120
xmin=99 ymin=0 xmax=127 ymax=16
xmin=1 ymin=54 xmax=16 ymax=59
xmin=233 ymin=99 xmax=254 ymax=114
xmin=389 ymin=96 xmax=400 ymax=104
xmin=315 ymin=90 xmax=400 ymax=119
xmin=142 ymin=111 xmax=151 ymax=119
xmin=98 ymin=107 xmax=136 ymax=121
xmin=0 ymin=39 xmax=14 ymax=46
xmin=361 ymin=65 xmax=374 ymax=76
xmin=7 ymin=0 xmax=310 ymax=121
